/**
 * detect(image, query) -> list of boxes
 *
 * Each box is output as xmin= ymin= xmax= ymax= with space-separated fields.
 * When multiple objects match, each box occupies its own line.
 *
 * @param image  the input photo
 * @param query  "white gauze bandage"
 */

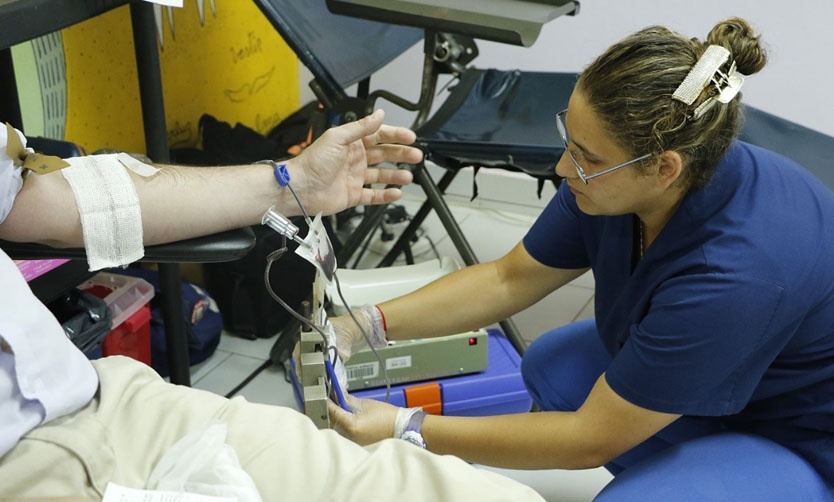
xmin=61 ymin=153 xmax=160 ymax=271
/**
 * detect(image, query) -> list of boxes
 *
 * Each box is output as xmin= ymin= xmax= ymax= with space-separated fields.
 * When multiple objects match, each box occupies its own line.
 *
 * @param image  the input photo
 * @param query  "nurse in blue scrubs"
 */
xmin=329 ymin=17 xmax=834 ymax=501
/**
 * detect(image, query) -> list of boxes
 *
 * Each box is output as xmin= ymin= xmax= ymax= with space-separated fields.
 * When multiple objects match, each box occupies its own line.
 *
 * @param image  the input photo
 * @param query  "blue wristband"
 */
xmin=273 ymin=162 xmax=291 ymax=187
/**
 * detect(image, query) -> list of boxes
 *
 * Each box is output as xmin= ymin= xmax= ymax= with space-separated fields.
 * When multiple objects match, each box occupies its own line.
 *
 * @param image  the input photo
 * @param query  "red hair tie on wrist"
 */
xmin=374 ymin=305 xmax=388 ymax=332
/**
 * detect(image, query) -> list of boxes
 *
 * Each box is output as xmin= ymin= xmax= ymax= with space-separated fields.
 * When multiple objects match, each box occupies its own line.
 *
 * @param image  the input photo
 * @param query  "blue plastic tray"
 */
xmin=354 ymin=329 xmax=532 ymax=416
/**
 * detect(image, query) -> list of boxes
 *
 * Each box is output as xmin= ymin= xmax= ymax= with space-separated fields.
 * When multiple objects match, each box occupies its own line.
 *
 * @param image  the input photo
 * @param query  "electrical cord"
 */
xmin=262 ymin=199 xmax=392 ymax=407
xmin=263 ymin=249 xmax=336 ymax=401
xmin=264 ymin=246 xmax=392 ymax=406
xmin=286 ymin=183 xmax=313 ymax=227
xmin=333 ymin=272 xmax=392 ymax=404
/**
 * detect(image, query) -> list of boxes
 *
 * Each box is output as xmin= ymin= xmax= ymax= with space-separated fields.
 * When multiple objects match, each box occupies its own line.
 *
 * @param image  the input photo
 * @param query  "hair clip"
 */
xmin=673 ymin=45 xmax=744 ymax=120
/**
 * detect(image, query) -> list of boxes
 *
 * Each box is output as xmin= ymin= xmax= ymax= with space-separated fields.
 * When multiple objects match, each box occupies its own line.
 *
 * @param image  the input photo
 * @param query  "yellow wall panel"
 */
xmin=62 ymin=1 xmax=299 ymax=154
xmin=62 ymin=8 xmax=143 ymax=152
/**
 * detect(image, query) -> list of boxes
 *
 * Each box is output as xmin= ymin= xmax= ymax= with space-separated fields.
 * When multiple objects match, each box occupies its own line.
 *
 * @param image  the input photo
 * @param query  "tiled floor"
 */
xmin=189 ymin=169 xmax=613 ymax=501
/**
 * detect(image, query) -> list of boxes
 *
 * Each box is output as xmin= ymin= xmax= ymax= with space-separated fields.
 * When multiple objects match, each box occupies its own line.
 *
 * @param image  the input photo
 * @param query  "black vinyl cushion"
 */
xmin=739 ymin=105 xmax=834 ymax=191
xmin=416 ymin=69 xmax=577 ymax=180
xmin=416 ymin=70 xmax=834 ymax=191
xmin=252 ymin=0 xmax=422 ymax=101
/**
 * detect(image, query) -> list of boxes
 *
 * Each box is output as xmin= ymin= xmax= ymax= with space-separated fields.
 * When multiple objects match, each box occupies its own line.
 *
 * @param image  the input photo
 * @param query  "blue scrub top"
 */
xmin=523 ymin=141 xmax=834 ymax=484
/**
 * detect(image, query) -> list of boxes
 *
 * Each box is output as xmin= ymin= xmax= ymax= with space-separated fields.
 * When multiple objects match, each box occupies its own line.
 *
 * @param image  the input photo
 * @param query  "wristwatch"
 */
xmin=400 ymin=410 xmax=427 ymax=449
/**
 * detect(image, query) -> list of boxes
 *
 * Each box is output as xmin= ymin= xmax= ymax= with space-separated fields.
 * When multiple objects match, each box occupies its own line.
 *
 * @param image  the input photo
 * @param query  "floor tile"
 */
xmin=229 ymin=362 xmax=299 ymax=410
xmin=193 ymin=353 xmax=270 ymax=397
xmin=216 ymin=331 xmax=279 ymax=359
xmin=573 ymin=296 xmax=595 ymax=323
xmin=189 ymin=348 xmax=232 ymax=384
xmin=477 ymin=464 xmax=612 ymax=501
xmin=515 ymin=284 xmax=595 ymax=344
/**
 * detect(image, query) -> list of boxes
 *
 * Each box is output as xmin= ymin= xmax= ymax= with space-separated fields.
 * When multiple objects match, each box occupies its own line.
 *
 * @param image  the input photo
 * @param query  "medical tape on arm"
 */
xmin=60 ymin=153 xmax=160 ymax=271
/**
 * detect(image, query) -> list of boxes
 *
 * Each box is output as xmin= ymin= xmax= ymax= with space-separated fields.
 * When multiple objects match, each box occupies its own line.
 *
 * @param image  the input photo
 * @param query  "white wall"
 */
xmin=301 ymin=0 xmax=834 ymax=137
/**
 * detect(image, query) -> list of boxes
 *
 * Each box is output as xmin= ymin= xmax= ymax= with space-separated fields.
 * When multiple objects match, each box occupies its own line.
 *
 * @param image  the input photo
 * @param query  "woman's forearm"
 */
xmin=379 ymin=243 xmax=587 ymax=342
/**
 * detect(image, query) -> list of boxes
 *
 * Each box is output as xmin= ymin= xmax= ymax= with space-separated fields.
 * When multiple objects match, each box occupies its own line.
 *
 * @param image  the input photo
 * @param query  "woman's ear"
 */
xmin=657 ymin=150 xmax=683 ymax=188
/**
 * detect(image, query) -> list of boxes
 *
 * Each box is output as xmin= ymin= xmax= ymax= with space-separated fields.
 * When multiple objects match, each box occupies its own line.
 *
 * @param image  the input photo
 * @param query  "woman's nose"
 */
xmin=555 ymin=151 xmax=576 ymax=180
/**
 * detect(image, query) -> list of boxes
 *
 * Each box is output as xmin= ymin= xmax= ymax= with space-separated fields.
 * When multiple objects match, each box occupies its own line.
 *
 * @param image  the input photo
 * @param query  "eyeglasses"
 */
xmin=555 ymin=109 xmax=654 ymax=185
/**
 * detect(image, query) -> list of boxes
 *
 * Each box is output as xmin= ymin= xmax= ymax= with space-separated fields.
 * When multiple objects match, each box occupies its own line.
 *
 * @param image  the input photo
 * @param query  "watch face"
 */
xmin=401 ymin=430 xmax=426 ymax=448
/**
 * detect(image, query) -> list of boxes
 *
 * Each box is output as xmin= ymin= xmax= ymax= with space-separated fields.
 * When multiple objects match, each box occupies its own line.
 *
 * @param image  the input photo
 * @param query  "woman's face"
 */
xmin=555 ymin=90 xmax=660 ymax=217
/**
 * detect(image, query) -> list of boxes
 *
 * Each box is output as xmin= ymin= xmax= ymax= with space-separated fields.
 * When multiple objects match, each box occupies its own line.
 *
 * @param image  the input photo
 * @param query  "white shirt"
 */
xmin=0 ymin=124 xmax=25 ymax=223
xmin=0 ymin=126 xmax=98 ymax=457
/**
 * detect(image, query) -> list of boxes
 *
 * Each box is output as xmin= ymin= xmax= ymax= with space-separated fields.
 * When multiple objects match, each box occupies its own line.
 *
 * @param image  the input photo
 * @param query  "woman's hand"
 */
xmin=328 ymin=394 xmax=401 ymax=446
xmin=329 ymin=313 xmax=366 ymax=363
xmin=328 ymin=305 xmax=387 ymax=363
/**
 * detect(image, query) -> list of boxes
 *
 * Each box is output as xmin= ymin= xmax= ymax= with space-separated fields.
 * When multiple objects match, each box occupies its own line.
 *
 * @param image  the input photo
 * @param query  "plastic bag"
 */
xmin=147 ymin=420 xmax=262 ymax=502
xmin=47 ymin=288 xmax=113 ymax=355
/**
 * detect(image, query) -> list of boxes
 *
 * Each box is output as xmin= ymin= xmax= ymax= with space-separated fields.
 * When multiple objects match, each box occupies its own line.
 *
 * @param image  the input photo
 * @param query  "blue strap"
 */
xmin=273 ymin=162 xmax=291 ymax=187
xmin=324 ymin=358 xmax=350 ymax=411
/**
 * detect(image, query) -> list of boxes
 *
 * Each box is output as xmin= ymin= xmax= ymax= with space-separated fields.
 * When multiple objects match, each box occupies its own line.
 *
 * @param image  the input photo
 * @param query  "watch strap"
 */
xmin=405 ymin=409 xmax=427 ymax=435
xmin=394 ymin=407 xmax=427 ymax=448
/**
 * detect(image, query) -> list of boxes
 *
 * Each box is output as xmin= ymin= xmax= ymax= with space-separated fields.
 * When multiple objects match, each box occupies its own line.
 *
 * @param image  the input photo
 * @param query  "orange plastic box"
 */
xmin=79 ymin=272 xmax=155 ymax=365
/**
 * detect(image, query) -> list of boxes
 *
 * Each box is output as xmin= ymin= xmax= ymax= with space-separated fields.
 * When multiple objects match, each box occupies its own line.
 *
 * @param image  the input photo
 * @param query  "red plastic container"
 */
xmin=80 ymin=272 xmax=154 ymax=365
xmin=100 ymin=303 xmax=152 ymax=365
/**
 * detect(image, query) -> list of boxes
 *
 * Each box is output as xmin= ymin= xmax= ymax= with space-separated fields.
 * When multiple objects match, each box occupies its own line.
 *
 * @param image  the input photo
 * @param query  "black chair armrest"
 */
xmin=2 ymin=227 xmax=256 ymax=263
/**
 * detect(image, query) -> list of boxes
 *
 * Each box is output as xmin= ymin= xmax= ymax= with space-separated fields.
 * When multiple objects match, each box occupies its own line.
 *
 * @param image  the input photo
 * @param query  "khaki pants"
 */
xmin=1 ymin=356 xmax=543 ymax=501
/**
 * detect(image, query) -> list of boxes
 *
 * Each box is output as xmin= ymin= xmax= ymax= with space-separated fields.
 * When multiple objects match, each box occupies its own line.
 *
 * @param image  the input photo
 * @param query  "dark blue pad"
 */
xmin=416 ymin=69 xmax=576 ymax=180
xmin=253 ymin=0 xmax=422 ymax=101
xmin=740 ymin=105 xmax=834 ymax=190
xmin=417 ymin=68 xmax=834 ymax=191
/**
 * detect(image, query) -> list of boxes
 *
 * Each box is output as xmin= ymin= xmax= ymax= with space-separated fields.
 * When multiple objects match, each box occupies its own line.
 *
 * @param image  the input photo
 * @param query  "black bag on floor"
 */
xmin=171 ymin=108 xmax=337 ymax=349
xmin=203 ymin=222 xmax=315 ymax=340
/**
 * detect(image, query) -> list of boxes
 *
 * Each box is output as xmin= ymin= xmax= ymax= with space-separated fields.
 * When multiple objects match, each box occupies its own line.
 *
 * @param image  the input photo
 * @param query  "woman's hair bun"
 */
xmin=706 ymin=17 xmax=767 ymax=75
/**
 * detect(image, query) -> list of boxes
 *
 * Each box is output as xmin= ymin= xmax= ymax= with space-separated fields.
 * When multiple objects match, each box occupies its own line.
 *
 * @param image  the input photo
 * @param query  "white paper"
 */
xmin=143 ymin=0 xmax=184 ymax=7
xmin=103 ymin=482 xmax=235 ymax=502
xmin=295 ymin=213 xmax=337 ymax=285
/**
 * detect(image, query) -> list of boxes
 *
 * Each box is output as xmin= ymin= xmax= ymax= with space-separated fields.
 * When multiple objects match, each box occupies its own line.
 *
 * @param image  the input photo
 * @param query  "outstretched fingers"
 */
xmin=365 ymin=142 xmax=424 ymax=166
xmin=329 ymin=109 xmax=387 ymax=147
xmin=359 ymin=186 xmax=405 ymax=206
xmin=364 ymin=166 xmax=413 ymax=187
xmin=365 ymin=123 xmax=418 ymax=149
